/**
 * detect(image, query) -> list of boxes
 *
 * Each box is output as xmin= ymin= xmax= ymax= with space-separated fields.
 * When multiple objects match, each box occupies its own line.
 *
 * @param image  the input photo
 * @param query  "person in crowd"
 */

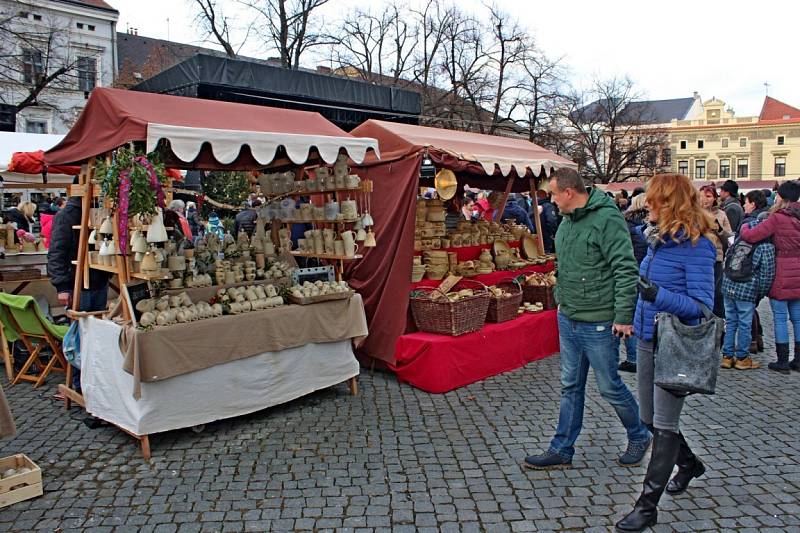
xmin=167 ymin=199 xmax=192 ymax=239
xmin=617 ymin=202 xmax=649 ymax=373
xmin=234 ymin=198 xmax=261 ymax=236
xmin=48 ymin=196 xmax=111 ymax=393
xmin=39 ymin=209 xmax=55 ymax=249
xmin=206 ymin=212 xmax=225 ymax=239
xmin=186 ymin=201 xmax=204 ymax=238
xmin=631 ymin=187 xmax=645 ymax=200
xmin=699 ymin=185 xmax=733 ymax=317
xmin=50 ymin=196 xmax=66 ymax=213
xmin=763 ymin=188 xmax=775 ymax=208
xmin=535 ymin=190 xmax=559 ymax=254
xmin=720 ymin=190 xmax=775 ymax=371
xmin=475 ymin=191 xmax=499 ymax=221
xmin=739 ymin=180 xmax=800 ymax=374
xmin=525 ymin=168 xmax=651 ymax=470
xmin=742 ymin=190 xmax=770 ymax=354
xmin=501 ymin=195 xmax=535 ymax=232
xmin=616 ymin=173 xmax=716 ymax=532
xmin=461 ymin=195 xmax=476 ymax=221
xmin=719 ymin=179 xmax=744 ymax=232
xmin=4 ymin=201 xmax=37 ymax=242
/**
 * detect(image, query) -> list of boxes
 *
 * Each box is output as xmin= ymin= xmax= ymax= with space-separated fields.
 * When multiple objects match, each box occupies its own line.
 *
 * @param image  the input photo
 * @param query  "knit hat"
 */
xmin=720 ymin=179 xmax=738 ymax=196
xmin=777 ymin=180 xmax=800 ymax=202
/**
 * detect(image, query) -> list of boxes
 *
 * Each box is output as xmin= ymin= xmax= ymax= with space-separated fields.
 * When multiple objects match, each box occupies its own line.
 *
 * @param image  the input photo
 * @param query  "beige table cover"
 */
xmin=119 ymin=294 xmax=368 ymax=398
xmin=0 ymin=383 xmax=15 ymax=439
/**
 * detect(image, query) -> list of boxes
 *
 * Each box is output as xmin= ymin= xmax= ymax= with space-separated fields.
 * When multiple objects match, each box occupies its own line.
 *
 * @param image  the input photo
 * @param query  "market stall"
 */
xmin=44 ymin=88 xmax=380 ymax=458
xmin=346 ymin=120 xmax=575 ymax=392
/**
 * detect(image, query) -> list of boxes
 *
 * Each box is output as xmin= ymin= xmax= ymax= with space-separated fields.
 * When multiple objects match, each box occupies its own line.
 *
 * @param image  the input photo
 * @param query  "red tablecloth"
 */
xmin=414 ymin=241 xmax=521 ymax=262
xmin=391 ymin=310 xmax=560 ymax=393
xmin=410 ymin=262 xmax=554 ymax=291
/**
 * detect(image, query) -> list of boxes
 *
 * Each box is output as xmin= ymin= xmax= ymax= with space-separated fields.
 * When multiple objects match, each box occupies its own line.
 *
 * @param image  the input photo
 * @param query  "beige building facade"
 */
xmin=669 ymin=96 xmax=800 ymax=183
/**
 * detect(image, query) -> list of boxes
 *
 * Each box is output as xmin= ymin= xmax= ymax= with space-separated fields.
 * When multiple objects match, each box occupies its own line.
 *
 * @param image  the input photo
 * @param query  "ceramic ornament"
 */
xmin=146 ymin=208 xmax=168 ymax=243
xmin=98 ymin=217 xmax=114 ymax=235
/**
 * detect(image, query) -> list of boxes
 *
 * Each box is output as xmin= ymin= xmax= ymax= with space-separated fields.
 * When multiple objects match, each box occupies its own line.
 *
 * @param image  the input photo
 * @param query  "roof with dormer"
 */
xmin=759 ymin=96 xmax=800 ymax=124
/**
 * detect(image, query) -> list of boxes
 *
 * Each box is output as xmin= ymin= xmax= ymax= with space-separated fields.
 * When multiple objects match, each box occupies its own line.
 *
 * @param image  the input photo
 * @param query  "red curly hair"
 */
xmin=646 ymin=174 xmax=714 ymax=244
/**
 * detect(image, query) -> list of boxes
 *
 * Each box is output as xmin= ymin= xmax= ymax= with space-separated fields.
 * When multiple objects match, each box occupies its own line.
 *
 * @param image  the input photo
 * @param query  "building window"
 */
xmin=737 ymin=158 xmax=748 ymax=178
xmin=679 ymin=140 xmax=687 ymax=150
xmin=32 ymin=14 xmax=41 ymax=21
xmin=662 ymin=148 xmax=672 ymax=166
xmin=777 ymin=135 xmax=785 ymax=146
xmin=721 ymin=138 xmax=728 ymax=148
xmin=25 ymin=120 xmax=47 ymax=134
xmin=678 ymin=160 xmax=688 ymax=175
xmin=739 ymin=137 xmax=747 ymax=147
xmin=695 ymin=160 xmax=706 ymax=179
xmin=88 ymin=24 xmax=95 ymax=31
xmin=77 ymin=56 xmax=97 ymax=92
xmin=775 ymin=157 xmax=786 ymax=177
xmin=720 ymin=159 xmax=730 ymax=178
xmin=21 ymin=49 xmax=43 ymax=84
xmin=697 ymin=139 xmax=704 ymax=149
xmin=76 ymin=22 xmax=83 ymax=29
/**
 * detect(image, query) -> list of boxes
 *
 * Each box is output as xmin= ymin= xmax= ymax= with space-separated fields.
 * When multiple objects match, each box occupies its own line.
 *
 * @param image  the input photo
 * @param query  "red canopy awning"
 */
xmin=45 ymin=87 xmax=379 ymax=170
xmin=9 ymin=150 xmax=80 ymax=175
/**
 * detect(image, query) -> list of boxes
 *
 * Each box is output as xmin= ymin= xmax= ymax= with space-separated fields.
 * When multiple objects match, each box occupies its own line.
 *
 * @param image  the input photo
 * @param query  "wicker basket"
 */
xmin=486 ymin=280 xmax=523 ymax=323
xmin=410 ymin=279 xmax=490 ymax=336
xmin=522 ymin=284 xmax=556 ymax=310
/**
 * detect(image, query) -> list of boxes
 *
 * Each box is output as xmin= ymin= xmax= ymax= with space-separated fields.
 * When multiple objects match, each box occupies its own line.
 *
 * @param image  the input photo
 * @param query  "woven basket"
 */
xmin=410 ymin=279 xmax=490 ymax=336
xmin=486 ymin=280 xmax=523 ymax=323
xmin=522 ymin=284 xmax=556 ymax=310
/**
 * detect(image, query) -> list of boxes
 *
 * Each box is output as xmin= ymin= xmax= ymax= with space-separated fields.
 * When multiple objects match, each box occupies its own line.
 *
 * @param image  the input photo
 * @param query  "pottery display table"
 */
xmin=409 ymin=262 xmax=554 ymax=291
xmin=72 ymin=295 xmax=368 ymax=458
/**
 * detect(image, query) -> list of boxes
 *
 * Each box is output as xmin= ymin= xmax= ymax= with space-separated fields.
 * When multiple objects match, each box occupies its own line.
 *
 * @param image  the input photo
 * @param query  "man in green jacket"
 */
xmin=525 ymin=168 xmax=652 ymax=470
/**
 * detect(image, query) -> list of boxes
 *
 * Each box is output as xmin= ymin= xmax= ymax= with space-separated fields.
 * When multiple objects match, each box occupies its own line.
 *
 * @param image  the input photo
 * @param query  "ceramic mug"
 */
xmin=298 ymin=238 xmax=307 ymax=250
xmin=341 ymin=200 xmax=358 ymax=219
xmin=335 ymin=174 xmax=346 ymax=189
xmin=315 ymin=165 xmax=331 ymax=179
xmin=334 ymin=240 xmax=345 ymax=256
xmin=346 ymin=175 xmax=361 ymax=188
xmin=325 ymin=201 xmax=340 ymax=221
xmin=344 ymin=240 xmax=359 ymax=257
xmin=334 ymin=163 xmax=350 ymax=179
xmin=306 ymin=179 xmax=319 ymax=192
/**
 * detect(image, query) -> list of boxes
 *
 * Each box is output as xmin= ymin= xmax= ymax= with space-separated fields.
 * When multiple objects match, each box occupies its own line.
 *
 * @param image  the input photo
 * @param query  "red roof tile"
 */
xmin=59 ymin=0 xmax=117 ymax=12
xmin=759 ymin=96 xmax=800 ymax=122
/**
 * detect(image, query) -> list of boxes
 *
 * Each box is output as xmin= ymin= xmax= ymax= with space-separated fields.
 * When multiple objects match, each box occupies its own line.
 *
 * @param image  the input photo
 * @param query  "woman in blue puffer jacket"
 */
xmin=616 ymin=174 xmax=717 ymax=533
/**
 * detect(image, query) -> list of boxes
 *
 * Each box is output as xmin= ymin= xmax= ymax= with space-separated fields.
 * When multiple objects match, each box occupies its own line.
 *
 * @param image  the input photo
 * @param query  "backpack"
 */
xmin=724 ymin=238 xmax=756 ymax=282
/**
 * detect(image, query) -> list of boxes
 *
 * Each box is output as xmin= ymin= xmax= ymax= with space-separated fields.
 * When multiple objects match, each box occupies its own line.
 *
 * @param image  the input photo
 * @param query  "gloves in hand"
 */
xmin=637 ymin=276 xmax=659 ymax=303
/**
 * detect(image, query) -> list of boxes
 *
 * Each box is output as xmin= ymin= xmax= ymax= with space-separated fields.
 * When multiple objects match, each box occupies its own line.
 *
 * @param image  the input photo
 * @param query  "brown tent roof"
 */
xmin=350 ymin=120 xmax=575 ymax=180
xmin=45 ymin=88 xmax=378 ymax=169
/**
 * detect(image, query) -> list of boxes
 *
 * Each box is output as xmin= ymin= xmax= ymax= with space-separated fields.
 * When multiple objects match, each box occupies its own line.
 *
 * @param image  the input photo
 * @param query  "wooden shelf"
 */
xmin=130 ymin=271 xmax=172 ymax=281
xmin=290 ymin=252 xmax=363 ymax=260
xmin=280 ymin=186 xmax=364 ymax=198
xmin=279 ymin=218 xmax=360 ymax=224
xmin=88 ymin=262 xmax=120 ymax=273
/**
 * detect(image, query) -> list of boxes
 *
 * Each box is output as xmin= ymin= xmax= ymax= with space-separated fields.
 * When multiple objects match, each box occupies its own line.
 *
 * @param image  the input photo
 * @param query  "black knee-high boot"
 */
xmin=616 ymin=429 xmax=681 ymax=532
xmin=665 ymin=433 xmax=705 ymax=495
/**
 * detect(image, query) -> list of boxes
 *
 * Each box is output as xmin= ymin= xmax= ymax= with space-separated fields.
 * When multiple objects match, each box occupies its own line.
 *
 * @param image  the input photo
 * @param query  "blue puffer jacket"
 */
xmin=634 ymin=230 xmax=717 ymax=341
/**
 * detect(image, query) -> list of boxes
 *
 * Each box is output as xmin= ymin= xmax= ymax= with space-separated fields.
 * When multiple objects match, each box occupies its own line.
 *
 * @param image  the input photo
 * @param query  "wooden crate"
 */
xmin=0 ymin=454 xmax=43 ymax=508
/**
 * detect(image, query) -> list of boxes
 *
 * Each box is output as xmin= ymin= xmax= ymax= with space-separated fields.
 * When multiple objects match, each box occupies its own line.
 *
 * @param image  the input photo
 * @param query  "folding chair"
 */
xmin=0 ymin=293 xmax=70 ymax=388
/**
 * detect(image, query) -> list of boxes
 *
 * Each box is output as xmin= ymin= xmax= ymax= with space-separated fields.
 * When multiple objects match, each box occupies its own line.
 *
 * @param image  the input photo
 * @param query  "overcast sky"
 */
xmin=115 ymin=0 xmax=797 ymax=116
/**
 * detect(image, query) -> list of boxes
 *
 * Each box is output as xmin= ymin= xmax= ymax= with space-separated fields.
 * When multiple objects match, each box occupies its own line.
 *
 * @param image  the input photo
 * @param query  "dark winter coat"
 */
xmin=739 ymin=202 xmax=800 ymax=300
xmin=234 ymin=209 xmax=258 ymax=236
xmin=536 ymin=199 xmax=559 ymax=254
xmin=3 ymin=208 xmax=33 ymax=243
xmin=47 ymin=197 xmax=111 ymax=294
xmin=721 ymin=197 xmax=744 ymax=233
xmin=501 ymin=201 xmax=534 ymax=232
xmin=634 ymin=230 xmax=716 ymax=342
xmin=624 ymin=208 xmax=648 ymax=265
xmin=554 ymin=188 xmax=639 ymax=324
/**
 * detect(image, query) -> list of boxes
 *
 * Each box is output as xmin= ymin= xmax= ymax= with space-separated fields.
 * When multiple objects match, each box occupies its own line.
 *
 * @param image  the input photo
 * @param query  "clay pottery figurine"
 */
xmin=140 ymin=251 xmax=158 ymax=273
xmin=364 ymin=229 xmax=376 ymax=248
xmin=356 ymin=228 xmax=367 ymax=241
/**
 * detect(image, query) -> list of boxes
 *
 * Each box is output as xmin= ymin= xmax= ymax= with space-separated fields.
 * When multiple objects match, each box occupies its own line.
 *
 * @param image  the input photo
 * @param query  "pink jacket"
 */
xmin=40 ymin=213 xmax=54 ymax=248
xmin=740 ymin=202 xmax=800 ymax=300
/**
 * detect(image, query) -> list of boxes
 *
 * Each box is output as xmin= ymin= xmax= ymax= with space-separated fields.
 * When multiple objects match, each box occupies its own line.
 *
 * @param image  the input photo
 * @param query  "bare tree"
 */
xmin=243 ymin=0 xmax=331 ymax=69
xmin=0 ymin=3 xmax=99 ymax=114
xmin=517 ymin=51 xmax=567 ymax=148
xmin=561 ymin=76 xmax=667 ymax=183
xmin=191 ymin=0 xmax=238 ymax=58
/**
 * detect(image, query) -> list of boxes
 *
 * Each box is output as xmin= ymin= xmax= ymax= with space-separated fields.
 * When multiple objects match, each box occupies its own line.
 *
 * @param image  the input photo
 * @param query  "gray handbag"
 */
xmin=653 ymin=300 xmax=725 ymax=395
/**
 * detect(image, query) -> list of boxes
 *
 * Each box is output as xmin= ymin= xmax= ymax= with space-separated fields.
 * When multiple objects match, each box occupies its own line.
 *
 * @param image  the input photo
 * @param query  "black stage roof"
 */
xmin=132 ymin=54 xmax=421 ymax=131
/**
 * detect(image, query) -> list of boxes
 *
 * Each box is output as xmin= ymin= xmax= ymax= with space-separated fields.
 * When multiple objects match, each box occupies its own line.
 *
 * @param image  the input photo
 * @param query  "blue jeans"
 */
xmin=549 ymin=312 xmax=651 ymax=460
xmin=615 ymin=335 xmax=638 ymax=363
xmin=723 ymin=297 xmax=756 ymax=358
xmin=769 ymin=298 xmax=800 ymax=344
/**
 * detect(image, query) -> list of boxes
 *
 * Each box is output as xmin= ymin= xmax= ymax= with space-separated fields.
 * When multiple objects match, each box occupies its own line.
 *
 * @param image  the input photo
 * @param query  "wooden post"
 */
xmin=0 ymin=323 xmax=13 ymax=381
xmin=72 ymin=160 xmax=95 ymax=310
xmin=495 ymin=175 xmax=515 ymax=222
xmin=530 ymin=176 xmax=545 ymax=254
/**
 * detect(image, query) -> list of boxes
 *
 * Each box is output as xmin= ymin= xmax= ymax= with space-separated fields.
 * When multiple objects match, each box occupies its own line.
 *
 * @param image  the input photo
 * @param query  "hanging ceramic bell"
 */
xmin=140 ymin=251 xmax=158 ymax=273
xmin=132 ymin=232 xmax=148 ymax=253
xmin=134 ymin=251 xmax=144 ymax=263
xmin=364 ymin=229 xmax=376 ymax=247
xmin=362 ymin=212 xmax=374 ymax=227
xmin=87 ymin=229 xmax=97 ymax=247
xmin=98 ymin=217 xmax=114 ymax=235
xmin=99 ymin=238 xmax=113 ymax=256
xmin=356 ymin=228 xmax=367 ymax=241
xmin=146 ymin=208 xmax=168 ymax=243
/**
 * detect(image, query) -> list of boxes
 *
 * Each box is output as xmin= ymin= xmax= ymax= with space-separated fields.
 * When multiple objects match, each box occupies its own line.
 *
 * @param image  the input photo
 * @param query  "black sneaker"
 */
xmin=618 ymin=361 xmax=637 ymax=373
xmin=523 ymin=450 xmax=572 ymax=470
xmin=618 ymin=435 xmax=653 ymax=466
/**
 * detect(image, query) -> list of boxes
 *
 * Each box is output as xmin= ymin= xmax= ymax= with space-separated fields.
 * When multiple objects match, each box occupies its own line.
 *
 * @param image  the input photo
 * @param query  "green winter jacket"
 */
xmin=554 ymin=188 xmax=639 ymax=324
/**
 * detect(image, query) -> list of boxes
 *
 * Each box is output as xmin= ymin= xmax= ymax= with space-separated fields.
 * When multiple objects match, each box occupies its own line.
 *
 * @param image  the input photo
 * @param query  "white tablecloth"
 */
xmin=80 ymin=317 xmax=359 ymax=436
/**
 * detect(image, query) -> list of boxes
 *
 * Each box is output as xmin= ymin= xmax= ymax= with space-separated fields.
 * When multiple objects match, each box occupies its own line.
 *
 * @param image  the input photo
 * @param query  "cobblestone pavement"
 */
xmin=1 ymin=303 xmax=799 ymax=532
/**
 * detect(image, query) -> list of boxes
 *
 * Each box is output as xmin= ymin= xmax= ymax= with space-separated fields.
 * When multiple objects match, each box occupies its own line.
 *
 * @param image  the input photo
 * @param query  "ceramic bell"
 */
xmin=99 ymin=239 xmax=113 ymax=256
xmin=134 ymin=251 xmax=144 ymax=263
xmin=362 ymin=212 xmax=374 ymax=227
xmin=146 ymin=208 xmax=168 ymax=243
xmin=140 ymin=251 xmax=158 ymax=273
xmin=132 ymin=232 xmax=148 ymax=253
xmin=364 ymin=229 xmax=376 ymax=247
xmin=98 ymin=217 xmax=114 ymax=235
xmin=87 ymin=229 xmax=97 ymax=247
xmin=356 ymin=228 xmax=367 ymax=241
